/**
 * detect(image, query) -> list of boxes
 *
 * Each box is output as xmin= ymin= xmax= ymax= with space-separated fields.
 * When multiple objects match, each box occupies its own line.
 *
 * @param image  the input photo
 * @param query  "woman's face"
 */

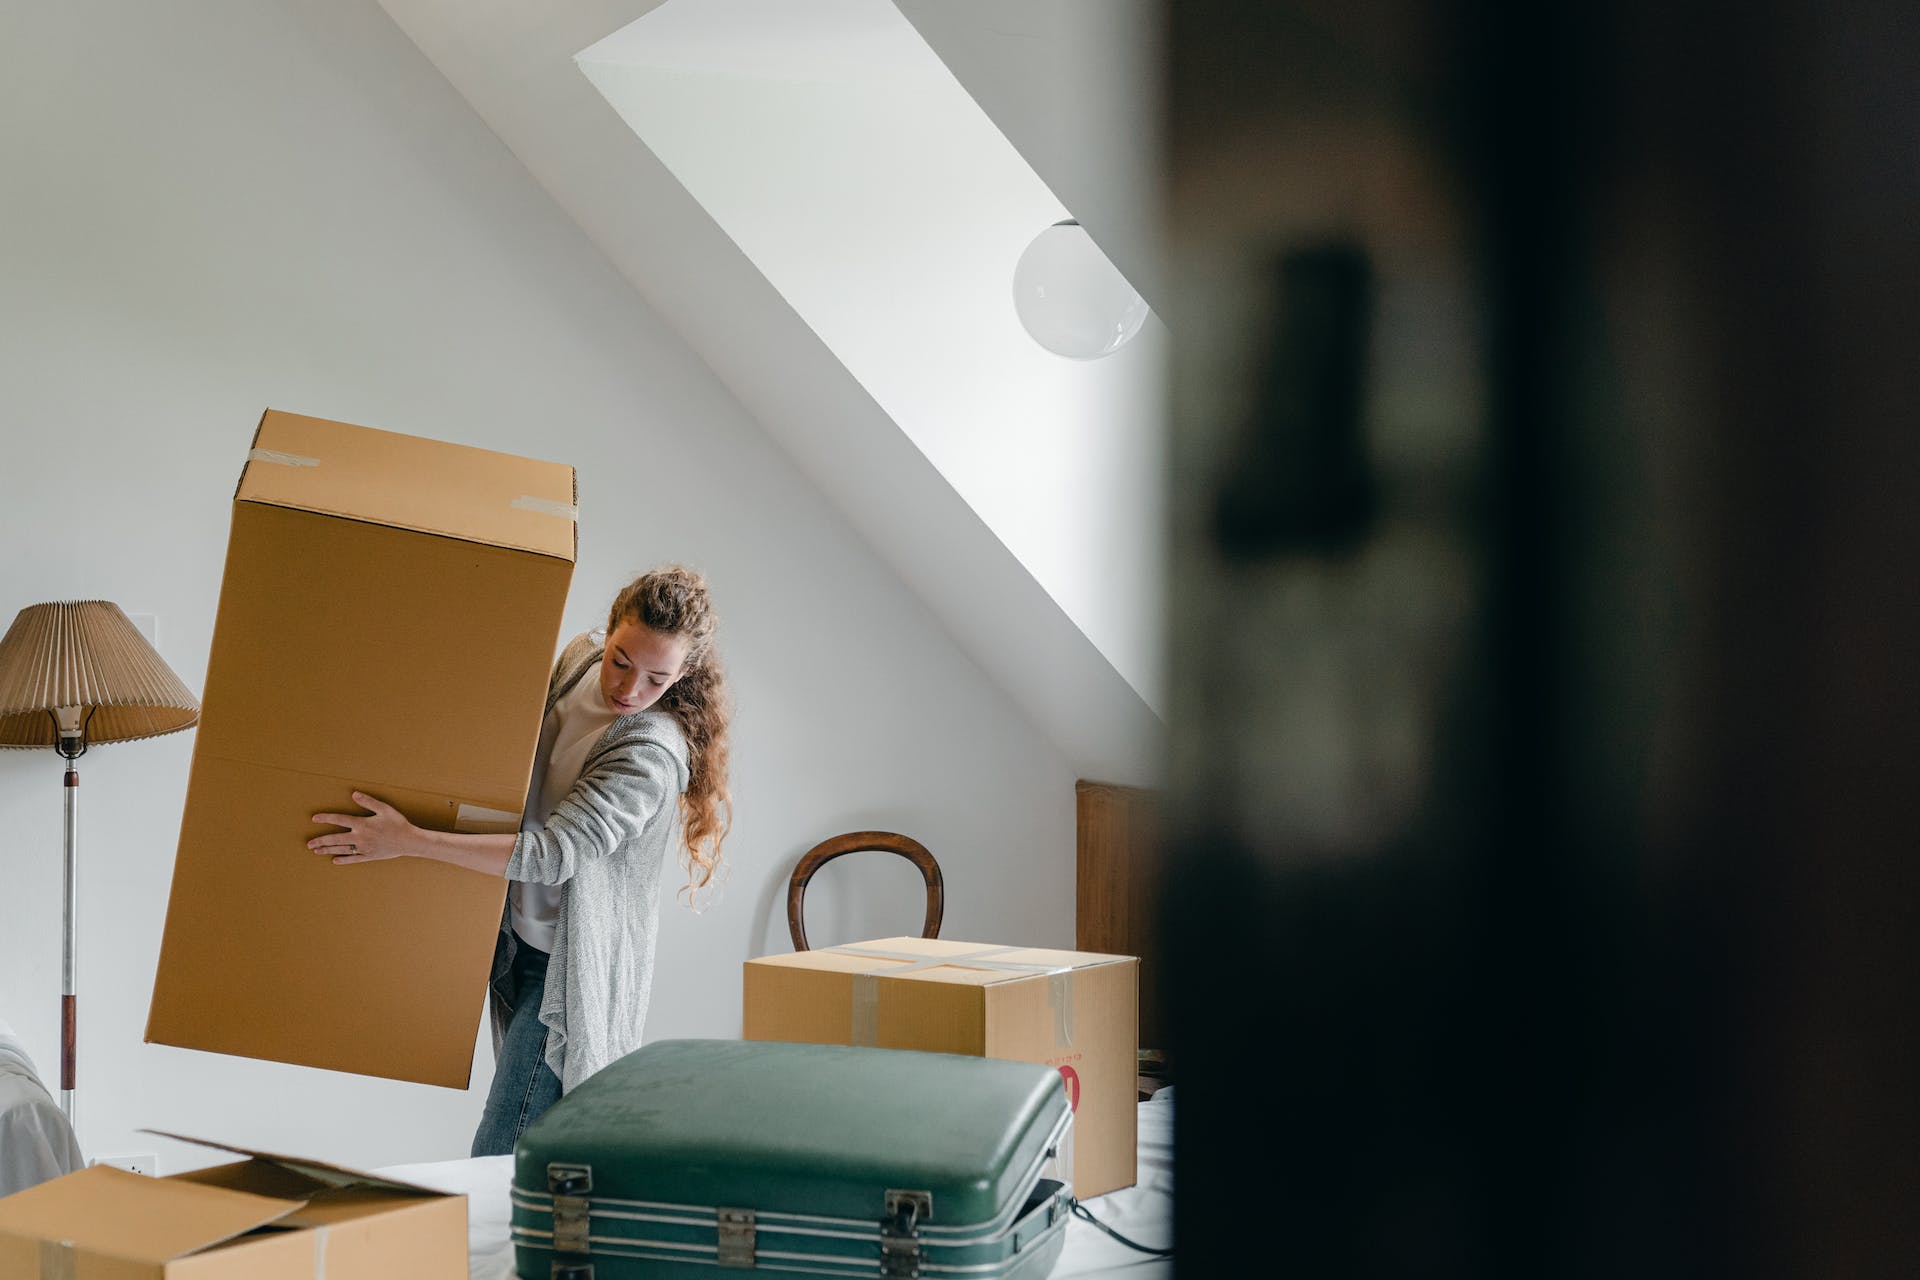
xmin=600 ymin=620 xmax=690 ymax=715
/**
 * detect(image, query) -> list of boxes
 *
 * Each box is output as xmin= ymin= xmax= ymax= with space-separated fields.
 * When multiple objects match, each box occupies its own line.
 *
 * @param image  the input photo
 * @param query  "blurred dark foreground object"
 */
xmin=1161 ymin=1 xmax=1920 ymax=1277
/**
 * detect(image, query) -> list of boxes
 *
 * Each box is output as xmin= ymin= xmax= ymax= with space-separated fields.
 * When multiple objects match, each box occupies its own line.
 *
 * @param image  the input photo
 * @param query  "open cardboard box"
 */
xmin=0 ymin=1132 xmax=464 ymax=1278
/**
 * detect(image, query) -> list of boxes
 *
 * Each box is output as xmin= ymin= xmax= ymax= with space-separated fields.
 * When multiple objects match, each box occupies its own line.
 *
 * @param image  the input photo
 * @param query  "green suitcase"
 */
xmin=510 ymin=1039 xmax=1073 ymax=1279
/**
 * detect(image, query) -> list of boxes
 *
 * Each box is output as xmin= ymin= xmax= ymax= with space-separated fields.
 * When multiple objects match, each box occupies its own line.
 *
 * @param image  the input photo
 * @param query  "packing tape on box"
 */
xmin=826 ymin=945 xmax=1081 ymax=1047
xmin=512 ymin=494 xmax=579 ymax=520
xmin=1049 ymin=970 xmax=1074 ymax=1045
xmin=850 ymin=973 xmax=881 ymax=1046
xmin=248 ymin=447 xmax=322 ymax=468
xmin=827 ymin=943 xmax=1019 ymax=974
xmin=39 ymin=1240 xmax=75 ymax=1280
xmin=455 ymin=802 xmax=523 ymax=835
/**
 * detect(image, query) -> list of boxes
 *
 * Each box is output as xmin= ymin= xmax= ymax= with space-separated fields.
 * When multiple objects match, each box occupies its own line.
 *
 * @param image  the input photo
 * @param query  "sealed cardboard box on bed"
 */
xmin=743 ymin=936 xmax=1139 ymax=1196
xmin=0 ymin=1132 xmax=465 ymax=1278
xmin=145 ymin=410 xmax=574 ymax=1087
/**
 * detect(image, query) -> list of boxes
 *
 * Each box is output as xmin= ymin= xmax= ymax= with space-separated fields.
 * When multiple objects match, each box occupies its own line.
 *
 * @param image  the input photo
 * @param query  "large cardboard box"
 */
xmin=146 ymin=410 xmax=575 ymax=1087
xmin=743 ymin=936 xmax=1139 ymax=1196
xmin=0 ymin=1132 xmax=465 ymax=1278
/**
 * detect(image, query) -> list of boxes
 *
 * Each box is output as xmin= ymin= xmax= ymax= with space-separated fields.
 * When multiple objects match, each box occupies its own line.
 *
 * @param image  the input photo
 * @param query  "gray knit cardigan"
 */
xmin=487 ymin=631 xmax=690 ymax=1093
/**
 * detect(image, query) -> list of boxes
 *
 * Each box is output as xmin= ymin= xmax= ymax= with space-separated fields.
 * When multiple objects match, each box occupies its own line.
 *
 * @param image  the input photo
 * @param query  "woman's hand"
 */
xmin=309 ymin=792 xmax=423 ymax=865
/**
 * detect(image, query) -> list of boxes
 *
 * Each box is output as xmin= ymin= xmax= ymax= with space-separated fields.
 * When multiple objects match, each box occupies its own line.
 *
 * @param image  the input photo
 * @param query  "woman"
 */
xmin=309 ymin=566 xmax=731 ymax=1154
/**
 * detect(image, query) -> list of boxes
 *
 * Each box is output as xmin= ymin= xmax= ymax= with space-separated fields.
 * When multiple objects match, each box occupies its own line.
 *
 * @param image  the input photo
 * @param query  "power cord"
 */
xmin=1067 ymin=1196 xmax=1174 ymax=1258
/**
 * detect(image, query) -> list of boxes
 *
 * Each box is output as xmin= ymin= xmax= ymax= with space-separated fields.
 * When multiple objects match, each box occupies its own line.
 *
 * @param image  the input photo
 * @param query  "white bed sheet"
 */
xmin=375 ymin=1089 xmax=1173 ymax=1279
xmin=0 ymin=1018 xmax=85 ymax=1199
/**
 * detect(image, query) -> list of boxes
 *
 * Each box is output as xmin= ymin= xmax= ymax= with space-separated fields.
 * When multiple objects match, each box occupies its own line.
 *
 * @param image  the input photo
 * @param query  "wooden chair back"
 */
xmin=786 ymin=830 xmax=944 ymax=951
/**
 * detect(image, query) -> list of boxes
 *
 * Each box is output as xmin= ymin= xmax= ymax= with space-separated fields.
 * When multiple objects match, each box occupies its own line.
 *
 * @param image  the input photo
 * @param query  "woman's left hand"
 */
xmin=309 ymin=792 xmax=421 ymax=865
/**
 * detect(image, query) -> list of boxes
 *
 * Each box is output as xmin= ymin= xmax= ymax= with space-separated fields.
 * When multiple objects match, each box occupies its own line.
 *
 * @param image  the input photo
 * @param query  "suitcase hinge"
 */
xmin=548 ymin=1163 xmax=594 ymax=1260
xmin=880 ymin=1190 xmax=932 ymax=1279
xmin=717 ymin=1207 xmax=757 ymax=1268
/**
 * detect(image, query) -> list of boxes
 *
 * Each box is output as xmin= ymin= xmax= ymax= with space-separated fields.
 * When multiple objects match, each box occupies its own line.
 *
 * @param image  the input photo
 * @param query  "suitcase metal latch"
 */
xmin=548 ymin=1162 xmax=594 ymax=1265
xmin=880 ymin=1190 xmax=933 ymax=1278
xmin=717 ymin=1207 xmax=757 ymax=1268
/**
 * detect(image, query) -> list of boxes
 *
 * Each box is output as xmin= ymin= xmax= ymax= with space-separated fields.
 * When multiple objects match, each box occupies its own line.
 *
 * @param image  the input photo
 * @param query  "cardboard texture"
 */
xmin=0 ymin=1134 xmax=465 ymax=1278
xmin=743 ymin=936 xmax=1140 ymax=1196
xmin=146 ymin=410 xmax=575 ymax=1087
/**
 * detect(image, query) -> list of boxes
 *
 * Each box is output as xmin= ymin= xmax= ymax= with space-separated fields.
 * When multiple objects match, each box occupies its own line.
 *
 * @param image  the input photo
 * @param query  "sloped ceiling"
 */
xmin=374 ymin=0 xmax=1165 ymax=785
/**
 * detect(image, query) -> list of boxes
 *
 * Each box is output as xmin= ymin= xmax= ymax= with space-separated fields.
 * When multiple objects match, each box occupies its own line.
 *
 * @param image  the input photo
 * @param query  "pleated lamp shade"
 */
xmin=0 ymin=601 xmax=200 ymax=747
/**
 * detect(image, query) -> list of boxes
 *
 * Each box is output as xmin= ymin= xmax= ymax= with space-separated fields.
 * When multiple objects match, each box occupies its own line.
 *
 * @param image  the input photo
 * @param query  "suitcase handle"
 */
xmin=787 ymin=831 xmax=945 ymax=951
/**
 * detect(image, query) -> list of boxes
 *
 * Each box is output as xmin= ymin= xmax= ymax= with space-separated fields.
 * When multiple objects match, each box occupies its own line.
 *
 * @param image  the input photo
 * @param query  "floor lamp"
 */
xmin=0 ymin=601 xmax=199 ymax=1135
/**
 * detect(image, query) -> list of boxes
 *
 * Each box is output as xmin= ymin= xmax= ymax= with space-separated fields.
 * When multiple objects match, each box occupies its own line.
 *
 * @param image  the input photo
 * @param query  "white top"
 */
xmin=0 ymin=1017 xmax=84 ymax=1197
xmin=509 ymin=661 xmax=622 ymax=952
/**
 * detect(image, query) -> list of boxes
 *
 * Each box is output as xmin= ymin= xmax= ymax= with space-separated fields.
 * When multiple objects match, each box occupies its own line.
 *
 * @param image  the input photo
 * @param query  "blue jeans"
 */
xmin=470 ymin=937 xmax=564 ymax=1157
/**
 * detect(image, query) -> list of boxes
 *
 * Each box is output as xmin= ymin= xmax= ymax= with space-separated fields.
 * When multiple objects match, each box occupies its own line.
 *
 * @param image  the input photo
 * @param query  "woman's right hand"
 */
xmin=309 ymin=791 xmax=421 ymax=864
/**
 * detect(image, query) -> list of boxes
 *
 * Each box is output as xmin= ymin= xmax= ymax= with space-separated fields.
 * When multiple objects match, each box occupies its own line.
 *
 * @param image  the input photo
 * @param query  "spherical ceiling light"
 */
xmin=1012 ymin=219 xmax=1150 ymax=360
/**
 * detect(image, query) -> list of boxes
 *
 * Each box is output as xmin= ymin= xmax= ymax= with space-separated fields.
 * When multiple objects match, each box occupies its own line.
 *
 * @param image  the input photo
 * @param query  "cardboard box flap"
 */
xmin=142 ymin=1131 xmax=444 ymax=1197
xmin=0 ymin=1164 xmax=305 ymax=1263
xmin=238 ymin=409 xmax=576 ymax=561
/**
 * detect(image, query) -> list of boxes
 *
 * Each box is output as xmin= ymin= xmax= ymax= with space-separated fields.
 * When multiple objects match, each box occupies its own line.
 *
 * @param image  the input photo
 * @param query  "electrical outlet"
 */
xmin=91 ymin=1152 xmax=157 ymax=1176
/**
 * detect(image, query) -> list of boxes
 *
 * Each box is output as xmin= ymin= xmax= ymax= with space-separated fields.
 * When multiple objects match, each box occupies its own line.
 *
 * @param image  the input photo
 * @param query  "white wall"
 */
xmin=0 ymin=0 xmax=1077 ymax=1174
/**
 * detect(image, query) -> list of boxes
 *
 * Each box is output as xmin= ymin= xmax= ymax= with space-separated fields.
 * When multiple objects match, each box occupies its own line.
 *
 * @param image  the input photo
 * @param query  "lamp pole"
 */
xmin=61 ymin=757 xmax=79 ymax=1124
xmin=55 ymin=707 xmax=88 ymax=1128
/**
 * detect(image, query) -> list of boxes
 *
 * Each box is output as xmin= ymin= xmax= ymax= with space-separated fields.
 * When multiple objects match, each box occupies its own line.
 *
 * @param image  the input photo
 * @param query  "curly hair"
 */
xmin=607 ymin=566 xmax=732 ymax=892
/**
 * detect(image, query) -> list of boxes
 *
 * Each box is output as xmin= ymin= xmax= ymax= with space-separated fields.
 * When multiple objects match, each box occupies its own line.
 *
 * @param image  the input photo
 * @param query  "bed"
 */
xmin=0 ymin=1018 xmax=85 ymax=1200
xmin=375 ymin=1087 xmax=1173 ymax=1279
